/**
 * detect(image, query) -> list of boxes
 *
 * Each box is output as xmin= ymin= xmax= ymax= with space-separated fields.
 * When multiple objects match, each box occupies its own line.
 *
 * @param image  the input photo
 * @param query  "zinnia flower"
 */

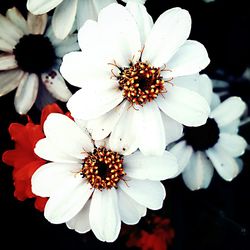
xmin=27 ymin=0 xmax=117 ymax=39
xmin=2 ymin=103 xmax=64 ymax=211
xmin=60 ymin=3 xmax=210 ymax=156
xmin=31 ymin=113 xmax=179 ymax=242
xmin=169 ymin=74 xmax=247 ymax=190
xmin=0 ymin=7 xmax=77 ymax=114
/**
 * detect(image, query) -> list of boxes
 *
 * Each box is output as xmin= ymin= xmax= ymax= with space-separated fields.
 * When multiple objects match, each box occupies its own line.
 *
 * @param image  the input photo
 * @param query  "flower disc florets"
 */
xmin=81 ymin=147 xmax=125 ymax=190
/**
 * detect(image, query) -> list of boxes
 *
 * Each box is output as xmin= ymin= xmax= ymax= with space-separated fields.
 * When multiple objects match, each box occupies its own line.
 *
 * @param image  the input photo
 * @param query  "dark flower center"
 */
xmin=183 ymin=118 xmax=220 ymax=151
xmin=13 ymin=34 xmax=56 ymax=74
xmin=81 ymin=147 xmax=125 ymax=190
xmin=116 ymin=62 xmax=166 ymax=106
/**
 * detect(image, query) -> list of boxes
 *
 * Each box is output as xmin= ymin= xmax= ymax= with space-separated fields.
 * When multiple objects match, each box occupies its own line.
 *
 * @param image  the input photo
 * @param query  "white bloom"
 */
xmin=169 ymin=74 xmax=247 ymax=190
xmin=122 ymin=0 xmax=147 ymax=4
xmin=27 ymin=0 xmax=117 ymax=39
xmin=0 ymin=8 xmax=78 ymax=114
xmin=31 ymin=113 xmax=179 ymax=242
xmin=60 ymin=3 xmax=210 ymax=156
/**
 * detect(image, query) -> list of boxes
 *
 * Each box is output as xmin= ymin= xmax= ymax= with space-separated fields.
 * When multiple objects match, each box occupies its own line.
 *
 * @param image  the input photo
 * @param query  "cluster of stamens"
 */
xmin=118 ymin=62 xmax=166 ymax=106
xmin=81 ymin=147 xmax=125 ymax=190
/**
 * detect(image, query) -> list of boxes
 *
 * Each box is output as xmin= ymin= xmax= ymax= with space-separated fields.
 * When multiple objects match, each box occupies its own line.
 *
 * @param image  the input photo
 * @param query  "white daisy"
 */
xmin=0 ymin=8 xmax=78 ymax=114
xmin=27 ymin=0 xmax=117 ymax=39
xmin=31 ymin=113 xmax=179 ymax=242
xmin=60 ymin=3 xmax=210 ymax=156
xmin=169 ymin=74 xmax=247 ymax=190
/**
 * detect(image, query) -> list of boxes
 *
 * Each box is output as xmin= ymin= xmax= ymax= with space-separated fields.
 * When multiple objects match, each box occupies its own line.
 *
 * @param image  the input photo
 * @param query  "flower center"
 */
xmin=13 ymin=34 xmax=56 ymax=74
xmin=183 ymin=118 xmax=220 ymax=151
xmin=117 ymin=62 xmax=166 ymax=106
xmin=81 ymin=147 xmax=125 ymax=190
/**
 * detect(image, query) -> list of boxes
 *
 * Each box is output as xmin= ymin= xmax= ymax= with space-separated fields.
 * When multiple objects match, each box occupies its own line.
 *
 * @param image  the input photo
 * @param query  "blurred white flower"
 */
xmin=169 ymin=74 xmax=247 ymax=190
xmin=27 ymin=0 xmax=117 ymax=39
xmin=60 ymin=3 xmax=210 ymax=156
xmin=32 ymin=113 xmax=179 ymax=242
xmin=0 ymin=8 xmax=78 ymax=114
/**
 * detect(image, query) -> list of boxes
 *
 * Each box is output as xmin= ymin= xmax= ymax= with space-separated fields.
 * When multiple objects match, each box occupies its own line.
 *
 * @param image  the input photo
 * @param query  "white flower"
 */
xmin=169 ymin=74 xmax=247 ymax=190
xmin=31 ymin=113 xmax=179 ymax=242
xmin=122 ymin=0 xmax=147 ymax=4
xmin=60 ymin=3 xmax=210 ymax=156
xmin=27 ymin=0 xmax=117 ymax=39
xmin=0 ymin=8 xmax=78 ymax=114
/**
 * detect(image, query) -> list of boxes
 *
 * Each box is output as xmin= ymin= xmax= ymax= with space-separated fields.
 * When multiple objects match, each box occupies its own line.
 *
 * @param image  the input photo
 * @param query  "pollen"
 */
xmin=118 ymin=62 xmax=166 ymax=106
xmin=81 ymin=147 xmax=125 ymax=190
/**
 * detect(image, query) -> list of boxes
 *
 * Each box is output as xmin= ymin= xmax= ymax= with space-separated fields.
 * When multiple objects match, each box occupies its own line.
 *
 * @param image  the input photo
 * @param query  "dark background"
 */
xmin=1 ymin=0 xmax=250 ymax=249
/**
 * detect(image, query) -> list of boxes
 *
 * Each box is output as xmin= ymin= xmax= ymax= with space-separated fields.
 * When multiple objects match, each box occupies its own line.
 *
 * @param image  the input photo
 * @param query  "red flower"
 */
xmin=2 ymin=103 xmax=64 ymax=212
xmin=126 ymin=216 xmax=175 ymax=250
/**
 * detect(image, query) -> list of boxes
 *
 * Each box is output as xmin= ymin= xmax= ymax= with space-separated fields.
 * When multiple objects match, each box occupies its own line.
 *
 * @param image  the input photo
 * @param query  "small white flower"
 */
xmin=31 ymin=113 xmax=179 ymax=242
xmin=27 ymin=0 xmax=117 ymax=39
xmin=0 ymin=8 xmax=78 ymax=114
xmin=169 ymin=74 xmax=247 ymax=190
xmin=60 ymin=3 xmax=210 ymax=156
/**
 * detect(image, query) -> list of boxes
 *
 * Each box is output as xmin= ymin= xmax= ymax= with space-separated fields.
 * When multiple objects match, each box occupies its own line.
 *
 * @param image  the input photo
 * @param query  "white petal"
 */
xmin=97 ymin=3 xmax=141 ymax=65
xmin=67 ymin=87 xmax=123 ymax=120
xmin=41 ymin=69 xmax=72 ymax=102
xmin=0 ymin=38 xmax=13 ymax=52
xmin=142 ymin=7 xmax=191 ymax=67
xmin=119 ymin=178 xmax=166 ymax=210
xmin=54 ymin=34 xmax=79 ymax=58
xmin=126 ymin=1 xmax=153 ymax=45
xmin=220 ymin=119 xmax=240 ymax=134
xmin=196 ymin=74 xmax=213 ymax=105
xmin=0 ymin=69 xmax=24 ymax=96
xmin=45 ymin=177 xmax=93 ymax=224
xmin=35 ymin=138 xmax=79 ymax=163
xmin=163 ymin=40 xmax=210 ymax=78
xmin=27 ymin=0 xmax=63 ymax=15
xmin=182 ymin=151 xmax=214 ymax=190
xmin=137 ymin=101 xmax=166 ymax=155
xmin=206 ymin=145 xmax=242 ymax=181
xmin=60 ymin=51 xmax=112 ymax=89
xmin=31 ymin=162 xmax=81 ymax=197
xmin=0 ymin=13 xmax=24 ymax=45
xmin=66 ymin=199 xmax=91 ymax=233
xmin=90 ymin=189 xmax=121 ymax=242
xmin=52 ymin=0 xmax=77 ymax=39
xmin=27 ymin=13 xmax=47 ymax=35
xmin=210 ymin=93 xmax=221 ymax=110
xmin=161 ymin=112 xmax=183 ymax=145
xmin=87 ymin=101 xmax=128 ymax=140
xmin=157 ymin=85 xmax=210 ymax=126
xmin=210 ymin=97 xmax=246 ymax=127
xmin=76 ymin=0 xmax=116 ymax=29
xmin=0 ymin=54 xmax=17 ymax=70
xmin=216 ymin=133 xmax=247 ymax=157
xmin=169 ymin=141 xmax=193 ymax=174
xmin=109 ymin=103 xmax=139 ymax=155
xmin=118 ymin=189 xmax=146 ymax=225
xmin=171 ymin=74 xmax=200 ymax=91
xmin=6 ymin=7 xmax=28 ymax=35
xmin=124 ymin=150 xmax=179 ymax=180
xmin=14 ymin=73 xmax=39 ymax=114
xmin=43 ymin=113 xmax=94 ymax=158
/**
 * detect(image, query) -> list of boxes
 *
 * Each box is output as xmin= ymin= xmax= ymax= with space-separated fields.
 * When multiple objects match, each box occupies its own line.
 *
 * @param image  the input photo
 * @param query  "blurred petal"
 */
xmin=41 ymin=69 xmax=72 ymax=102
xmin=210 ymin=97 xmax=246 ymax=127
xmin=14 ymin=73 xmax=39 ymax=114
xmin=52 ymin=0 xmax=77 ymax=39
xmin=27 ymin=0 xmax=63 ymax=15
xmin=27 ymin=13 xmax=47 ymax=35
xmin=182 ymin=151 xmax=214 ymax=190
xmin=0 ymin=54 xmax=18 ymax=70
